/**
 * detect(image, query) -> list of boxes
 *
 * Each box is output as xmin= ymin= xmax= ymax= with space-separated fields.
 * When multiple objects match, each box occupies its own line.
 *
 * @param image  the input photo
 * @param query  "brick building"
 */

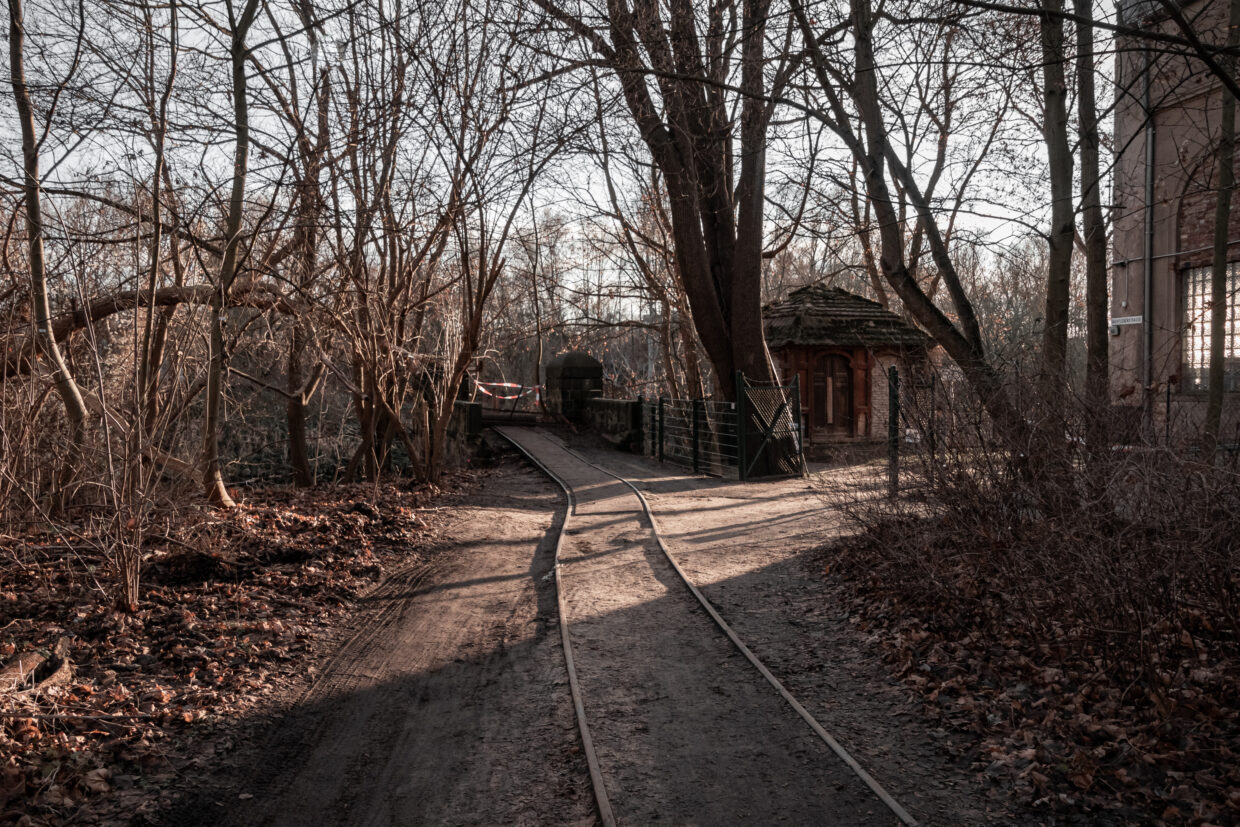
xmin=764 ymin=284 xmax=932 ymax=456
xmin=1112 ymin=0 xmax=1240 ymax=433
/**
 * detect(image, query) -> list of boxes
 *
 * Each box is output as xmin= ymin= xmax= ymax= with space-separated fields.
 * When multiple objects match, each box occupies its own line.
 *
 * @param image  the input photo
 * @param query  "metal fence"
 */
xmin=640 ymin=373 xmax=805 ymax=480
xmin=642 ymin=398 xmax=741 ymax=477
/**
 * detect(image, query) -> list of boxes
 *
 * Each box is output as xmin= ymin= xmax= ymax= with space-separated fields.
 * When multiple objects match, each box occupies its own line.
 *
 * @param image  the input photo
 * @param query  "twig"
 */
xmin=0 ymin=711 xmax=152 ymax=722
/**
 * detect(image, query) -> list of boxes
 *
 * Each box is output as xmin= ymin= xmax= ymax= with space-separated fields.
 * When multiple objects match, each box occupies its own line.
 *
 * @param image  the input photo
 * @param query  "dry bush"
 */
xmin=820 ymin=372 xmax=1240 ymax=819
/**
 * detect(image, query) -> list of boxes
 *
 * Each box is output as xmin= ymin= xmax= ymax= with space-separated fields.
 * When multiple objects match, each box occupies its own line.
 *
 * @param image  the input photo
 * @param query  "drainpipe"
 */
xmin=1142 ymin=47 xmax=1156 ymax=428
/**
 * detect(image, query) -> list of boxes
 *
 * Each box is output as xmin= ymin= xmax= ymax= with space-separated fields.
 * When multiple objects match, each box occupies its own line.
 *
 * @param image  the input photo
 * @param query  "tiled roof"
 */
xmin=763 ymin=284 xmax=932 ymax=349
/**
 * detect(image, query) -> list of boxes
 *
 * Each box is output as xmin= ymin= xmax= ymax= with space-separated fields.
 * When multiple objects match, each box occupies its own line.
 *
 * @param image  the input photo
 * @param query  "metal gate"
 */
xmin=640 ymin=373 xmax=805 ymax=480
xmin=737 ymin=372 xmax=806 ymax=479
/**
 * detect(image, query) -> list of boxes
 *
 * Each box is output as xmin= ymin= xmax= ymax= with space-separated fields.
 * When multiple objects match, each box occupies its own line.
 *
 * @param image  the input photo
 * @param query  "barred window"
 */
xmin=1184 ymin=262 xmax=1240 ymax=392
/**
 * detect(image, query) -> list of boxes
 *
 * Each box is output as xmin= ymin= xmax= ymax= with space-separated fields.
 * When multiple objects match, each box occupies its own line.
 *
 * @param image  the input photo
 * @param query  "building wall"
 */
xmin=871 ymin=353 xmax=894 ymax=438
xmin=772 ymin=345 xmax=921 ymax=445
xmin=1112 ymin=0 xmax=1240 ymax=435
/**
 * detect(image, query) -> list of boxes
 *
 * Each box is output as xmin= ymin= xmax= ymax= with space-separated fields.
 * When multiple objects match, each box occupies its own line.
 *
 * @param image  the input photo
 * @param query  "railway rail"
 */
xmin=494 ymin=425 xmax=919 ymax=827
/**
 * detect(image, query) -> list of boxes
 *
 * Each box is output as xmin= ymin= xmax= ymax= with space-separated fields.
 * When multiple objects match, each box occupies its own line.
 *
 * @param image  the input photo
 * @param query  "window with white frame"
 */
xmin=1184 ymin=262 xmax=1240 ymax=391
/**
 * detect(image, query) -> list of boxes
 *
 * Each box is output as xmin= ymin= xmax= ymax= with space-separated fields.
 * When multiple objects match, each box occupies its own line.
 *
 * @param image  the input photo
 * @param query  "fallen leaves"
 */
xmin=0 ymin=474 xmax=471 ymax=825
xmin=818 ymin=513 xmax=1240 ymax=826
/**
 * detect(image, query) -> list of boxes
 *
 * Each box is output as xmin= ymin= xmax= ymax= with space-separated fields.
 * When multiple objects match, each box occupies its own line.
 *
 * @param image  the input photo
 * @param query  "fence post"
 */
xmin=888 ymin=366 xmax=899 ymax=498
xmin=735 ymin=370 xmax=748 ymax=481
xmin=927 ymin=376 xmax=937 ymax=486
xmin=636 ymin=395 xmax=644 ymax=455
xmin=1165 ymin=381 xmax=1172 ymax=446
xmin=658 ymin=396 xmax=665 ymax=463
xmin=692 ymin=398 xmax=702 ymax=473
xmin=791 ymin=374 xmax=806 ymax=475
xmin=648 ymin=401 xmax=655 ymax=456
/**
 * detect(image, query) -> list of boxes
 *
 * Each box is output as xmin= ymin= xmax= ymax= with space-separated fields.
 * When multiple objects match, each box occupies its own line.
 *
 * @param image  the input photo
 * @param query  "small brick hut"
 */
xmin=763 ymin=284 xmax=932 ymax=450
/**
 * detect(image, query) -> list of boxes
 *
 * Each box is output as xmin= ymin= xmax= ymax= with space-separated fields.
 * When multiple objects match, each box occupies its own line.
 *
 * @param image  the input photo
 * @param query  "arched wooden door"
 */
xmin=811 ymin=354 xmax=853 ymax=436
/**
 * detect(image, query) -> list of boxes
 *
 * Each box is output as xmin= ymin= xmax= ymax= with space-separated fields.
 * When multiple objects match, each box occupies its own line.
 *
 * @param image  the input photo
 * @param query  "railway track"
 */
xmin=494 ymin=425 xmax=919 ymax=827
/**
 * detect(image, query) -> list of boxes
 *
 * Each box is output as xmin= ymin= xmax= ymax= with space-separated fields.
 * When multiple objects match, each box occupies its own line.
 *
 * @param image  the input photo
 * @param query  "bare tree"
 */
xmin=254 ymin=0 xmax=333 ymax=486
xmin=419 ymin=0 xmax=568 ymax=480
xmin=793 ymin=0 xmax=1029 ymax=444
xmin=531 ymin=0 xmax=795 ymax=398
xmin=1074 ymin=0 xmax=1110 ymax=430
xmin=7 ymin=0 xmax=91 ymax=509
xmin=200 ymin=0 xmax=263 ymax=507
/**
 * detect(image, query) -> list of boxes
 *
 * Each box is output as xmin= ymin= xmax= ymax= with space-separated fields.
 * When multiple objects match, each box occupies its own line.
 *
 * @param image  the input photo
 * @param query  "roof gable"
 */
xmin=763 ymin=284 xmax=931 ymax=349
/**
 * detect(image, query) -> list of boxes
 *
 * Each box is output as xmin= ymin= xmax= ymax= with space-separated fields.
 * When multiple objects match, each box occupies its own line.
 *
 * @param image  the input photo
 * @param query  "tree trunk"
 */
xmin=8 ymin=0 xmax=90 ymax=510
xmin=425 ymin=349 xmax=472 ymax=484
xmin=536 ymin=0 xmax=778 ymax=398
xmin=203 ymin=0 xmax=261 ymax=508
xmin=1205 ymin=0 xmax=1240 ymax=454
xmin=287 ymin=68 xmax=330 ymax=488
xmin=850 ymin=164 xmax=889 ymax=308
xmin=1075 ymin=0 xmax=1110 ymax=444
xmin=1039 ymin=0 xmax=1074 ymax=413
xmin=731 ymin=0 xmax=776 ymax=386
xmin=287 ymin=324 xmax=312 ymax=486
xmin=532 ymin=257 xmax=545 ymax=409
xmin=138 ymin=0 xmax=176 ymax=461
xmin=143 ymin=162 xmax=189 ymax=434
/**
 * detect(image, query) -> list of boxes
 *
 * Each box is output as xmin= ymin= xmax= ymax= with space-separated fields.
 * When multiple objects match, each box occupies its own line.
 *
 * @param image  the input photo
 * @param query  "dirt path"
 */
xmin=162 ymin=461 xmax=593 ymax=827
xmin=499 ymin=427 xmax=905 ymax=826
xmin=161 ymin=428 xmax=1032 ymax=827
xmin=563 ymin=435 xmax=1035 ymax=826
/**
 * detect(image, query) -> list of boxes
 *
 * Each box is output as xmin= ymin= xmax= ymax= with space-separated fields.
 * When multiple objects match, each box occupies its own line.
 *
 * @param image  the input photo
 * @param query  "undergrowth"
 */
xmin=821 ymin=404 xmax=1240 ymax=825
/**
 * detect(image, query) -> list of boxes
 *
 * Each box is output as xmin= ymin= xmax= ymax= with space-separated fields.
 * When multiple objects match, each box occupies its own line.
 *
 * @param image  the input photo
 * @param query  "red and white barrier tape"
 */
xmin=474 ymin=381 xmax=540 ymax=401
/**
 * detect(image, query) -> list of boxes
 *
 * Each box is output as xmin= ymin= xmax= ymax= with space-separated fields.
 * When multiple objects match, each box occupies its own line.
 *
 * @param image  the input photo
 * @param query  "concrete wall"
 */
xmin=545 ymin=353 xmax=604 ymax=422
xmin=583 ymin=398 xmax=643 ymax=452
xmin=451 ymin=401 xmax=482 ymax=437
